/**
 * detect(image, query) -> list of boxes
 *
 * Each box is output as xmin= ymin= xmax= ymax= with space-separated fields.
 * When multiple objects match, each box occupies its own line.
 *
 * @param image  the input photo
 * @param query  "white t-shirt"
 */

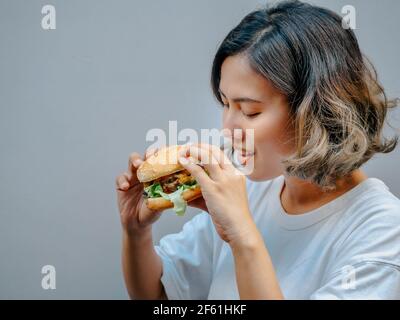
xmin=155 ymin=175 xmax=400 ymax=299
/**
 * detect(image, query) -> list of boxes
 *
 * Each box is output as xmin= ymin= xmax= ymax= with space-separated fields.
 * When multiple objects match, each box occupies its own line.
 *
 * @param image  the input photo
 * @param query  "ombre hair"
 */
xmin=211 ymin=0 xmax=398 ymax=190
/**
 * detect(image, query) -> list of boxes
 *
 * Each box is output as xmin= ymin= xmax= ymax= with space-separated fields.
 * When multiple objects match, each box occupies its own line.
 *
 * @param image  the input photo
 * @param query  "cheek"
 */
xmin=247 ymin=118 xmax=294 ymax=181
xmin=253 ymin=114 xmax=295 ymax=156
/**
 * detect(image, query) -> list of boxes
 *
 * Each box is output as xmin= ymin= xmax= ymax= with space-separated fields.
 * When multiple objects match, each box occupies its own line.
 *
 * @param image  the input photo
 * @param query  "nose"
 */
xmin=222 ymin=109 xmax=245 ymax=148
xmin=223 ymin=105 xmax=242 ymax=131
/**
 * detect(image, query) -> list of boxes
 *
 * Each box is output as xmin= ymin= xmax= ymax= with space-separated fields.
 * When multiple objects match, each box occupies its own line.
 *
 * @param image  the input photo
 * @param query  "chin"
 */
xmin=244 ymin=158 xmax=283 ymax=181
xmin=245 ymin=170 xmax=281 ymax=182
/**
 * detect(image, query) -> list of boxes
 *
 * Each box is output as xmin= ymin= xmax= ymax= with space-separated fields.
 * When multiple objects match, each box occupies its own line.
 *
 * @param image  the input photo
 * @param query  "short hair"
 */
xmin=211 ymin=0 xmax=398 ymax=190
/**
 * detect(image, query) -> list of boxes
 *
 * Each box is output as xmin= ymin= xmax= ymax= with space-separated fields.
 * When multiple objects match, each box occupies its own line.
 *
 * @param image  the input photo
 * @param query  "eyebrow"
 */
xmin=218 ymin=89 xmax=262 ymax=104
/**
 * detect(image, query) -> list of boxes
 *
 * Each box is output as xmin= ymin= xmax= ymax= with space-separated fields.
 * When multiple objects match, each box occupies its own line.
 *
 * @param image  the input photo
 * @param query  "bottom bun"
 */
xmin=146 ymin=186 xmax=202 ymax=211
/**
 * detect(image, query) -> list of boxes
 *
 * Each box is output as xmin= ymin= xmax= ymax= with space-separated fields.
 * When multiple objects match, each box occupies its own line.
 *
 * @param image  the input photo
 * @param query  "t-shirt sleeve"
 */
xmin=154 ymin=211 xmax=215 ymax=299
xmin=310 ymin=261 xmax=400 ymax=299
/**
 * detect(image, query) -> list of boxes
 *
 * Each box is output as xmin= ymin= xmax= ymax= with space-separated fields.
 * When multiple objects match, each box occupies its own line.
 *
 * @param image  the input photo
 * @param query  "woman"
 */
xmin=115 ymin=0 xmax=400 ymax=299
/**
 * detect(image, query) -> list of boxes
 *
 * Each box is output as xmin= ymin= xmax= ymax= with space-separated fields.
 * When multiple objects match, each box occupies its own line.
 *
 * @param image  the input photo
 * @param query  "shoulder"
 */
xmin=340 ymin=178 xmax=400 ymax=230
xmin=333 ymin=178 xmax=400 ymax=266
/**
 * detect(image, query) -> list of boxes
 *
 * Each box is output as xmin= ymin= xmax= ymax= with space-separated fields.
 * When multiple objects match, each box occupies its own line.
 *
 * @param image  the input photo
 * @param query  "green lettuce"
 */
xmin=144 ymin=181 xmax=199 ymax=216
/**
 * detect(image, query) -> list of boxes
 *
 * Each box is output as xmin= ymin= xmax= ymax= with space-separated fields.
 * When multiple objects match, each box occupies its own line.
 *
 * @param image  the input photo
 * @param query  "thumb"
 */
xmin=178 ymin=156 xmax=210 ymax=186
xmin=138 ymin=200 xmax=163 ymax=225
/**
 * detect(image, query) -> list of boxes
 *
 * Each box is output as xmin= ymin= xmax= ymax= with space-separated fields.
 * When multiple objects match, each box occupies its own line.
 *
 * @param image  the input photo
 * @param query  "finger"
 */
xmin=115 ymin=174 xmax=130 ymax=191
xmin=129 ymin=152 xmax=143 ymax=170
xmin=178 ymin=155 xmax=211 ymax=186
xmin=139 ymin=201 xmax=163 ymax=222
xmin=123 ymin=171 xmax=133 ymax=184
xmin=197 ymin=143 xmax=236 ymax=172
xmin=128 ymin=152 xmax=144 ymax=184
xmin=180 ymin=145 xmax=222 ymax=179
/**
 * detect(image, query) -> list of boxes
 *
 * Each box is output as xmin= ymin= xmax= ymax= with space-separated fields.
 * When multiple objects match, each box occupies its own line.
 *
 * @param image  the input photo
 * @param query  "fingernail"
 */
xmin=121 ymin=182 xmax=129 ymax=189
xmin=179 ymin=145 xmax=189 ymax=157
xmin=178 ymin=149 xmax=185 ymax=157
xmin=179 ymin=156 xmax=189 ymax=165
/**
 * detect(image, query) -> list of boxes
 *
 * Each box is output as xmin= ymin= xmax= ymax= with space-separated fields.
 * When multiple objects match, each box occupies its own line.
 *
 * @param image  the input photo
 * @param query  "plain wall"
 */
xmin=0 ymin=0 xmax=399 ymax=299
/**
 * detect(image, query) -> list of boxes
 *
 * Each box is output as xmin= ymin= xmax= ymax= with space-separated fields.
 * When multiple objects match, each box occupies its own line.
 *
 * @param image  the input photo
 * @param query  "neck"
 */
xmin=280 ymin=169 xmax=368 ymax=215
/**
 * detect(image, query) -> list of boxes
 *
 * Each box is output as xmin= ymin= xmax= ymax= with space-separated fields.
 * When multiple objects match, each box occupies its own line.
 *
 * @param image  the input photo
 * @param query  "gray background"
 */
xmin=0 ymin=0 xmax=399 ymax=299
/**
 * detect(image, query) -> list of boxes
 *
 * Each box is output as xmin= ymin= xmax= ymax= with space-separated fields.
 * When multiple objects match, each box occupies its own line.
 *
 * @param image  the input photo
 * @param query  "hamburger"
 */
xmin=137 ymin=145 xmax=203 ymax=215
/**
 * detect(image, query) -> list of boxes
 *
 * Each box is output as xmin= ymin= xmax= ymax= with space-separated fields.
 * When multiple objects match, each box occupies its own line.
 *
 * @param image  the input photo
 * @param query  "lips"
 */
xmin=240 ymin=150 xmax=255 ymax=157
xmin=235 ymin=147 xmax=255 ymax=157
xmin=233 ymin=149 xmax=255 ymax=165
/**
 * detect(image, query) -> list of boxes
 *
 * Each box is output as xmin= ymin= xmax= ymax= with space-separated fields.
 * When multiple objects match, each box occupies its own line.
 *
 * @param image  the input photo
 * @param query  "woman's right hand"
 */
xmin=115 ymin=148 xmax=163 ymax=235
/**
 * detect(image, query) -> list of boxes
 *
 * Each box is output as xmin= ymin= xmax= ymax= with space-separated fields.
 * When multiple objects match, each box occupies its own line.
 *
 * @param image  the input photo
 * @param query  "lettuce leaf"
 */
xmin=144 ymin=181 xmax=199 ymax=216
xmin=144 ymin=183 xmax=164 ymax=198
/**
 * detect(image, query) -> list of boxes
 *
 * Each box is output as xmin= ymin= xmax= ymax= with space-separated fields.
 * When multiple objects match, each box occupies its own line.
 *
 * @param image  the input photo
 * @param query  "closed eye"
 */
xmin=221 ymin=103 xmax=261 ymax=118
xmin=243 ymin=112 xmax=261 ymax=118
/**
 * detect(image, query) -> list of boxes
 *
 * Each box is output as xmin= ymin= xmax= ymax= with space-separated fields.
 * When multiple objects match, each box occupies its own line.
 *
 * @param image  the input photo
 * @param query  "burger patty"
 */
xmin=144 ymin=169 xmax=196 ymax=194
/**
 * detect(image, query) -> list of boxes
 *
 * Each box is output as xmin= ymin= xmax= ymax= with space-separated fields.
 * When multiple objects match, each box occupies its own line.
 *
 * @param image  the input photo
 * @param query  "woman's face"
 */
xmin=220 ymin=54 xmax=296 ymax=181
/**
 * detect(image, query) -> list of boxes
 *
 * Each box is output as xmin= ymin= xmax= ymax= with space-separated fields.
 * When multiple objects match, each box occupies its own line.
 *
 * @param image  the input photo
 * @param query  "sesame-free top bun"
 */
xmin=137 ymin=145 xmax=185 ymax=183
xmin=146 ymin=185 xmax=202 ymax=211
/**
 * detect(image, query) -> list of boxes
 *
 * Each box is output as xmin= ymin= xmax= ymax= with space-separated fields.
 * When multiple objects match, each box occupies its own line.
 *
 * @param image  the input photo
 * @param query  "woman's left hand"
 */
xmin=178 ymin=143 xmax=257 ymax=248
